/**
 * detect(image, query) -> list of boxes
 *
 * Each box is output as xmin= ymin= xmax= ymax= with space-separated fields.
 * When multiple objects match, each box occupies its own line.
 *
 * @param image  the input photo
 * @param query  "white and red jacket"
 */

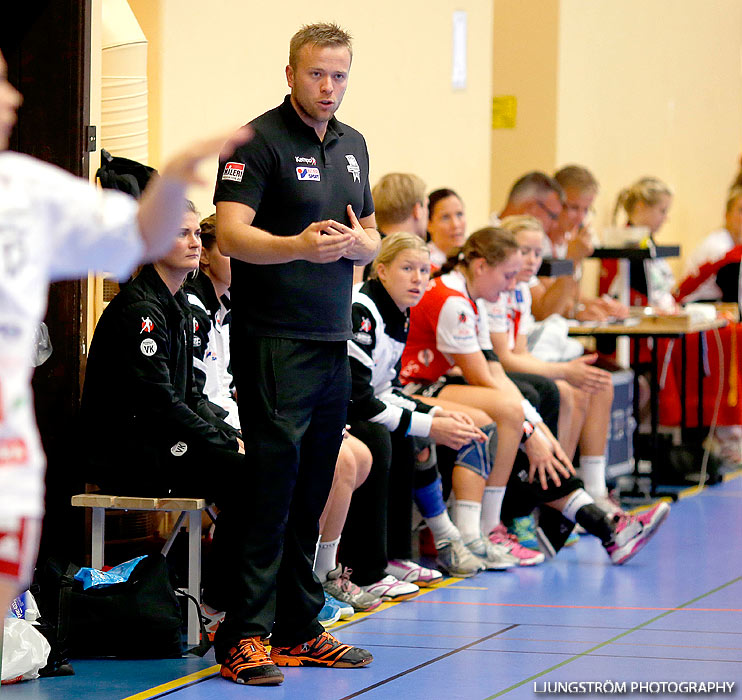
xmin=484 ymin=282 xmax=535 ymax=351
xmin=677 ymin=230 xmax=741 ymax=303
xmin=400 ymin=270 xmax=494 ymax=385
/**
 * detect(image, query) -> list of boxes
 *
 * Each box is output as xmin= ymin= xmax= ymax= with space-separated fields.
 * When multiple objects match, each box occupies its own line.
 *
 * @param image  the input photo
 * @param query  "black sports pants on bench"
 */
xmin=208 ymin=337 xmax=350 ymax=660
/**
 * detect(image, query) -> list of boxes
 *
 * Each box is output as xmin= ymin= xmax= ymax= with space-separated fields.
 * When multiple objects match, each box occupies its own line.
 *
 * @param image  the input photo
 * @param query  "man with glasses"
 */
xmin=530 ymin=166 xmax=628 ymax=322
xmin=493 ymin=171 xmax=564 ymax=237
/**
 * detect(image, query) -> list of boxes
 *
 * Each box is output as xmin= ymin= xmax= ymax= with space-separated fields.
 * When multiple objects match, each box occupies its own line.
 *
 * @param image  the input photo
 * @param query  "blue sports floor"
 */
xmin=4 ymin=475 xmax=741 ymax=699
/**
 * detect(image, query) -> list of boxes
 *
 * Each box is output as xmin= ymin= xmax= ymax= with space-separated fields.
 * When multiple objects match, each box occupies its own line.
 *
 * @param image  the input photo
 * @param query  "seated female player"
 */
xmin=343 ymin=232 xmax=511 ymax=586
xmin=400 ymin=227 xmax=670 ymax=564
xmin=81 ymin=203 xmax=244 ymax=500
xmin=487 ymin=216 xmax=618 ymax=514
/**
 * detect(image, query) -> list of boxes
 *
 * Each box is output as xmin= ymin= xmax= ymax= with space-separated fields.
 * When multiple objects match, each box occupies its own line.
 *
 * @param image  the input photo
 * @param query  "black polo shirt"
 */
xmin=214 ymin=95 xmax=374 ymax=341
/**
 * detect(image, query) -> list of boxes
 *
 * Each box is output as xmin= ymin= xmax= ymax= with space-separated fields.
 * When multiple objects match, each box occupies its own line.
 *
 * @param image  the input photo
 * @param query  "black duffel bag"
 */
xmin=36 ymin=553 xmax=184 ymax=659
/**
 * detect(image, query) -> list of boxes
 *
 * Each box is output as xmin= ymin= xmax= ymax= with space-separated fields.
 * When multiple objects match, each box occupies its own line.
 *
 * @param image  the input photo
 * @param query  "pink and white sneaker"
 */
xmin=385 ymin=559 xmax=443 ymax=587
xmin=604 ymin=502 xmax=670 ymax=565
xmin=488 ymin=523 xmax=545 ymax=566
xmin=361 ymin=575 xmax=420 ymax=601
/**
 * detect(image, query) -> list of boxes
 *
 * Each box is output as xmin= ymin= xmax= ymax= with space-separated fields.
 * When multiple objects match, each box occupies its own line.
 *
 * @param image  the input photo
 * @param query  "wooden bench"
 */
xmin=71 ymin=495 xmax=209 ymax=646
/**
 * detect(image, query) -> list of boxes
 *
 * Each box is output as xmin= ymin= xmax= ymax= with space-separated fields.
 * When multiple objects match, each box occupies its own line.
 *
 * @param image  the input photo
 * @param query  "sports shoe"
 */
xmin=435 ymin=537 xmax=485 ymax=578
xmin=594 ymin=492 xmax=623 ymax=519
xmin=385 ymin=559 xmax=443 ymax=587
xmin=488 ymin=523 xmax=544 ymax=566
xmin=361 ymin=574 xmax=420 ymax=601
xmin=506 ymin=514 xmax=540 ymax=549
xmin=200 ymin=603 xmax=225 ymax=642
xmin=319 ymin=593 xmax=343 ymax=627
xmin=323 ymin=564 xmax=383 ymax=612
xmin=270 ymin=631 xmax=373 ymax=668
xmin=635 ymin=501 xmax=670 ymax=528
xmin=220 ymin=637 xmax=284 ymax=685
xmin=563 ymin=530 xmax=580 ymax=547
xmin=603 ymin=502 xmax=670 ymax=565
xmin=465 ymin=536 xmax=518 ymax=570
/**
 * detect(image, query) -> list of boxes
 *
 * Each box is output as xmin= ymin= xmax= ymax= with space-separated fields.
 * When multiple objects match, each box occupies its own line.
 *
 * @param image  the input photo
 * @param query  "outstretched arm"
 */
xmin=137 ymin=127 xmax=252 ymax=260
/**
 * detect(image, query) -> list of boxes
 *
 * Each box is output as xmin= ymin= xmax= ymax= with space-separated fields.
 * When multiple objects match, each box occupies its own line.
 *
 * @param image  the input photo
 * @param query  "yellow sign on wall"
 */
xmin=492 ymin=95 xmax=517 ymax=129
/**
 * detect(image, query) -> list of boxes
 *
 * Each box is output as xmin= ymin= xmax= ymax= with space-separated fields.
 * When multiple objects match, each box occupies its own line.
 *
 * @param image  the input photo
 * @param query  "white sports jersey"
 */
xmin=0 ymin=152 xmax=141 ymax=518
xmin=681 ymin=228 xmax=735 ymax=302
xmin=485 ymin=282 xmax=534 ymax=350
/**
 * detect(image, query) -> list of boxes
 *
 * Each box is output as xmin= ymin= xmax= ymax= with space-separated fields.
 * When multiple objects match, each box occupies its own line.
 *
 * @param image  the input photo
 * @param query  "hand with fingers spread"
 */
xmin=563 ymin=353 xmax=613 ymax=393
xmin=160 ymin=126 xmax=253 ymax=186
xmin=524 ymin=428 xmax=575 ymax=490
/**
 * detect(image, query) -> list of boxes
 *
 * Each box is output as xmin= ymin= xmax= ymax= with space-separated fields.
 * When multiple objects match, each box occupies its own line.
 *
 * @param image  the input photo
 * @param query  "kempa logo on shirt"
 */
xmin=296 ymin=167 xmax=320 ymax=181
xmin=140 ymin=338 xmax=157 ymax=356
xmin=295 ymin=156 xmax=317 ymax=165
xmin=222 ymin=162 xmax=245 ymax=182
xmin=345 ymin=154 xmax=361 ymax=182
xmin=140 ymin=316 xmax=154 ymax=334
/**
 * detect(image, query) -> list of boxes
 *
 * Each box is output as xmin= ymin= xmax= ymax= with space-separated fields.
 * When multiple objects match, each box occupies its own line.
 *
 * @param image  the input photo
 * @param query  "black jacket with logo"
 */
xmin=81 ymin=264 xmax=239 ymax=489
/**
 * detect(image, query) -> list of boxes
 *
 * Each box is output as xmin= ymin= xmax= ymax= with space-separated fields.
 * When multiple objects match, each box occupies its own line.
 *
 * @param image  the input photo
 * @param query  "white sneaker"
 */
xmin=385 ymin=559 xmax=443 ymax=587
xmin=361 ymin=575 xmax=420 ymax=601
xmin=435 ymin=538 xmax=485 ymax=578
xmin=465 ymin=536 xmax=518 ymax=570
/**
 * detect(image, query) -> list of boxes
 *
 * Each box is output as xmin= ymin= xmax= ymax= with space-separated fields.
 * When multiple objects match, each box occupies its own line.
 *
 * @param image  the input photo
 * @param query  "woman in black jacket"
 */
xmin=81 ymin=204 xmax=243 ymax=499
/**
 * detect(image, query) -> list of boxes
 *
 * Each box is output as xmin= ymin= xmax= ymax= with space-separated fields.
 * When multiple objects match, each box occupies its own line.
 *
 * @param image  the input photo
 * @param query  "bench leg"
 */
xmin=161 ymin=512 xmax=187 ymax=557
xmin=187 ymin=510 xmax=201 ymax=647
xmin=91 ymin=507 xmax=105 ymax=570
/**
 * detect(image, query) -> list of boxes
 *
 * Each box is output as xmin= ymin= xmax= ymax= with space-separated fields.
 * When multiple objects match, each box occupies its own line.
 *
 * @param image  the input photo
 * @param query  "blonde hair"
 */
xmin=369 ymin=232 xmax=429 ymax=279
xmin=726 ymin=186 xmax=742 ymax=214
xmin=289 ymin=23 xmax=352 ymax=68
xmin=554 ymin=165 xmax=598 ymax=194
xmin=499 ymin=215 xmax=544 ymax=237
xmin=613 ymin=176 xmax=673 ymax=223
xmin=372 ymin=173 xmax=426 ymax=229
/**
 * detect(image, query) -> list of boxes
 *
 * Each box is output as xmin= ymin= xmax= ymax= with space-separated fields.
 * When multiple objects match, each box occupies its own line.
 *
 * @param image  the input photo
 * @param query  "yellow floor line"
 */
xmin=122 ymin=470 xmax=742 ymax=699
xmin=722 ymin=467 xmax=742 ymax=482
xmin=122 ymin=665 xmax=219 ymax=700
xmin=122 ymin=573 xmax=465 ymax=699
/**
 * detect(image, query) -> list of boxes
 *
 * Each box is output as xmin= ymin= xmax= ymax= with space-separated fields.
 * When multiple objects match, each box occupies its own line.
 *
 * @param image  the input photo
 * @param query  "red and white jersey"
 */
xmin=678 ymin=228 xmax=735 ymax=302
xmin=400 ymin=270 xmax=492 ymax=384
xmin=485 ymin=282 xmax=534 ymax=351
xmin=0 ymin=152 xmax=141 ymax=519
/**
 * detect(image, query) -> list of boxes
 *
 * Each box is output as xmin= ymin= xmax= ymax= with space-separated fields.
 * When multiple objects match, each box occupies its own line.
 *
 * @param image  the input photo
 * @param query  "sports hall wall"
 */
xmin=491 ymin=0 xmax=742 ymax=288
xmin=97 ymin=0 xmax=742 ymax=286
xmin=123 ymin=0 xmax=496 ymax=231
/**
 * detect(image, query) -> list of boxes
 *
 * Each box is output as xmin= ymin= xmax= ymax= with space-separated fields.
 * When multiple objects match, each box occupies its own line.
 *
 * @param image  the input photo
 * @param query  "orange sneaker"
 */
xmin=270 ymin=631 xmax=373 ymax=668
xmin=220 ymin=637 xmax=284 ymax=685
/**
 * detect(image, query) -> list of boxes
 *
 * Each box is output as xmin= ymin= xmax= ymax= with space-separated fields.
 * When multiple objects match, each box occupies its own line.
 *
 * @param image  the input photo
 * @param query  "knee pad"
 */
xmin=455 ymin=423 xmax=497 ymax=479
xmin=411 ymin=436 xmax=437 ymax=471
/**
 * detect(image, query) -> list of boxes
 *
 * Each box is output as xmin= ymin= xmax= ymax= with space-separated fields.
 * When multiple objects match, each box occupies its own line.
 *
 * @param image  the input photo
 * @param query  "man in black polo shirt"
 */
xmin=211 ymin=22 xmax=379 ymax=686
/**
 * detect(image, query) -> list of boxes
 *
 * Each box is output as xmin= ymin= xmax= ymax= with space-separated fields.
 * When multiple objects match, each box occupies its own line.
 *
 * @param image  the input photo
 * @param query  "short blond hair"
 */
xmin=613 ymin=177 xmax=673 ymax=223
xmin=289 ymin=23 xmax=353 ymax=68
xmin=499 ymin=215 xmax=544 ymax=237
xmin=372 ymin=173 xmax=426 ymax=229
xmin=370 ymin=232 xmax=429 ymax=280
xmin=554 ymin=165 xmax=598 ymax=194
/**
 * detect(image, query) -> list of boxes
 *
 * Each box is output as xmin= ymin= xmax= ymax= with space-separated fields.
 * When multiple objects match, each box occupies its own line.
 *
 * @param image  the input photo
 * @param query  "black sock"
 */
xmin=575 ymin=504 xmax=617 ymax=544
